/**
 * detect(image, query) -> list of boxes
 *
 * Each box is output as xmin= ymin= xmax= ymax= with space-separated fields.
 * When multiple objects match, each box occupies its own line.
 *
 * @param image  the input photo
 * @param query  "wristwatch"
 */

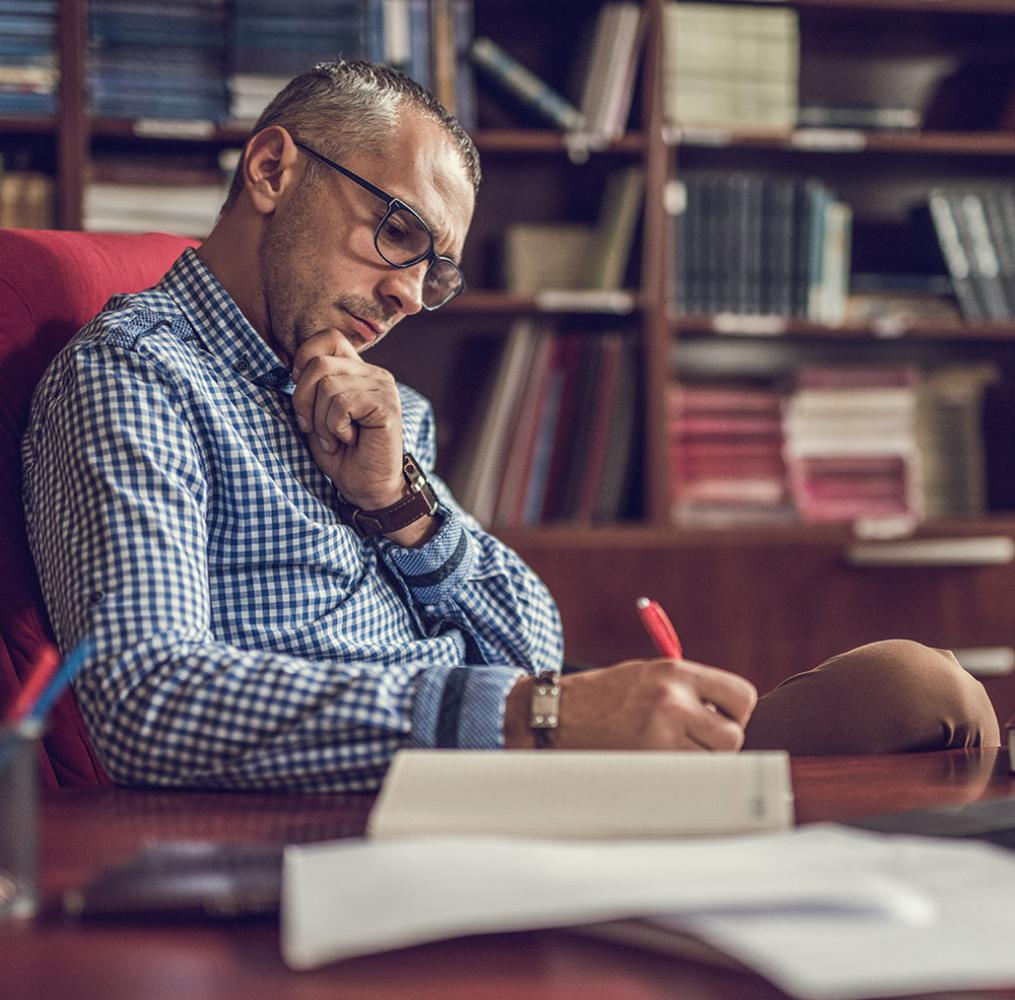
xmin=529 ymin=674 xmax=561 ymax=749
xmin=335 ymin=453 xmax=439 ymax=538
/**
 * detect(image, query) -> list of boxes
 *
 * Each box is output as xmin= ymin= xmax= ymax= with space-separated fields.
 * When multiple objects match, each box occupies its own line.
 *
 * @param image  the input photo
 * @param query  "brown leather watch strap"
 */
xmin=335 ymin=453 xmax=439 ymax=538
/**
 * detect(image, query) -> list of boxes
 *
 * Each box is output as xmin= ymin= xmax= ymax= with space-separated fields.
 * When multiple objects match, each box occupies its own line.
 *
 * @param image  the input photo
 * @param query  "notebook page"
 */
xmin=367 ymin=750 xmax=793 ymax=839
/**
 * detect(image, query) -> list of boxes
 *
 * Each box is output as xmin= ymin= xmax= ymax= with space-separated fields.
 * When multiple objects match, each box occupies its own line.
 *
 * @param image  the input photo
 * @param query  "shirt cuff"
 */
xmin=411 ymin=664 xmax=527 ymax=750
xmin=379 ymin=505 xmax=474 ymax=606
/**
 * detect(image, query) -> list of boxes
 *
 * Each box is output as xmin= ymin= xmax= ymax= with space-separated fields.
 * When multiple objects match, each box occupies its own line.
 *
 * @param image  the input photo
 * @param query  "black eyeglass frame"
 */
xmin=293 ymin=139 xmax=466 ymax=310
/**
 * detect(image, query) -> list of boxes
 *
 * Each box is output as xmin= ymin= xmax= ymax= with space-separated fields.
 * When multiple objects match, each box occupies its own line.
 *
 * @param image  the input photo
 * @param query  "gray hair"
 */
xmin=222 ymin=60 xmax=481 ymax=211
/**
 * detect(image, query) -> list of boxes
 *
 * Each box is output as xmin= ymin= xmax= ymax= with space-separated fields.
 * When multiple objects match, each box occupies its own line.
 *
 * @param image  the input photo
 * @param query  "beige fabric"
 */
xmin=743 ymin=639 xmax=1001 ymax=755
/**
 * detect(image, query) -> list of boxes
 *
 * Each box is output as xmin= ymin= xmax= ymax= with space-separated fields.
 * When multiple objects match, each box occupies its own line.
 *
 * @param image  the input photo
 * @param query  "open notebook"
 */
xmin=366 ymin=750 xmax=794 ymax=839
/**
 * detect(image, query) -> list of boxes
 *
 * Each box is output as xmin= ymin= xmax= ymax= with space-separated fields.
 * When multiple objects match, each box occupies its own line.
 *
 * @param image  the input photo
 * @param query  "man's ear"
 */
xmin=241 ymin=126 xmax=301 ymax=216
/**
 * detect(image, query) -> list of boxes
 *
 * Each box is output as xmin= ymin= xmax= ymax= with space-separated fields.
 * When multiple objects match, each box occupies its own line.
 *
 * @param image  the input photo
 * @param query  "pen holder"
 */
xmin=0 ymin=720 xmax=42 ymax=919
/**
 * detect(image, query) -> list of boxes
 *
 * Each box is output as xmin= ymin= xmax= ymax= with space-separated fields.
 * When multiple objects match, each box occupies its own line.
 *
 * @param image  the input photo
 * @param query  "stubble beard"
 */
xmin=258 ymin=181 xmax=395 ymax=360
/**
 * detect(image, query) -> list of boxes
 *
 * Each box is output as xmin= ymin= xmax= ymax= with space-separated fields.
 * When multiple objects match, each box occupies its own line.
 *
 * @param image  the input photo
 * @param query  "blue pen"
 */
xmin=0 ymin=638 xmax=95 ymax=772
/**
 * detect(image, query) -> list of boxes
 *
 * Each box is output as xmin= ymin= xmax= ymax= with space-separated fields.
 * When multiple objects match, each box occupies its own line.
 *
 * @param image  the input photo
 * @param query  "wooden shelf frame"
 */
xmin=779 ymin=0 xmax=1015 ymax=14
xmin=671 ymin=129 xmax=1015 ymax=157
xmin=672 ymin=316 xmax=1015 ymax=341
xmin=16 ymin=0 xmax=1015 ymax=535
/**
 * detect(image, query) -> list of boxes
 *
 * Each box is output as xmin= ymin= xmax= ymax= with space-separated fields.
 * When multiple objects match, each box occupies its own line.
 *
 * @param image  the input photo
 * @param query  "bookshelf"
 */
xmin=6 ymin=0 xmax=1015 ymax=715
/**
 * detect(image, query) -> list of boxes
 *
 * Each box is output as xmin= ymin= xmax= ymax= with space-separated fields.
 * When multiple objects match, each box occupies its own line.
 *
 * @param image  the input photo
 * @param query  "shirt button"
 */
xmin=235 ymin=357 xmax=250 ymax=373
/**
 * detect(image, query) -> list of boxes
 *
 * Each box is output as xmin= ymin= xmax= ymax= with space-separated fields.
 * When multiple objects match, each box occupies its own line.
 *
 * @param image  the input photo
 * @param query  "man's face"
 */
xmin=258 ymin=113 xmax=474 ymax=360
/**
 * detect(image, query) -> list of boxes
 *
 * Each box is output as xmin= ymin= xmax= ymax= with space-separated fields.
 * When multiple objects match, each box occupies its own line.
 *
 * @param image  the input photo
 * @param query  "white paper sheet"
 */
xmin=281 ymin=827 xmax=935 ymax=971
xmin=668 ymin=824 xmax=1015 ymax=999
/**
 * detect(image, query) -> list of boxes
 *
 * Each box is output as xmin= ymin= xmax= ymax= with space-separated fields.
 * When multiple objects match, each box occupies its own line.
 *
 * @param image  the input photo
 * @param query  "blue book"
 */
xmin=0 ymin=1 xmax=56 ymax=14
xmin=0 ymin=92 xmax=56 ymax=113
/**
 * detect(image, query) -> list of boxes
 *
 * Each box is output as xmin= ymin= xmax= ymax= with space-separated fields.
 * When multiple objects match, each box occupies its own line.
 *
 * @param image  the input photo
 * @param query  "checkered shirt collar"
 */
xmin=161 ymin=248 xmax=291 ymax=389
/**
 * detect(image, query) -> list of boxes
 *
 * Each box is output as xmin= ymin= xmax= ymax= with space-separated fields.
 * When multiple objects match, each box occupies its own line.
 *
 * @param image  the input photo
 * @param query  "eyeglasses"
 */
xmin=294 ymin=140 xmax=466 ymax=311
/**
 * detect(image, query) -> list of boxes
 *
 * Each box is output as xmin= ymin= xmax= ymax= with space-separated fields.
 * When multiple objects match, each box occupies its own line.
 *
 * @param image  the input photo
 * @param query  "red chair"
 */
xmin=0 ymin=229 xmax=197 ymax=787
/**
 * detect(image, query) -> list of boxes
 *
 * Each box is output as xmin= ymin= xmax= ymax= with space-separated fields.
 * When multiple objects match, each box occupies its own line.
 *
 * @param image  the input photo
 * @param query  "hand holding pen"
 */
xmin=635 ymin=596 xmax=757 ymax=748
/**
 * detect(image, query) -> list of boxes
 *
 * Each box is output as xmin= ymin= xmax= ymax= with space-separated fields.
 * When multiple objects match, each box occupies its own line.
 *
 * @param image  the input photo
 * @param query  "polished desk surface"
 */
xmin=7 ymin=750 xmax=1015 ymax=1000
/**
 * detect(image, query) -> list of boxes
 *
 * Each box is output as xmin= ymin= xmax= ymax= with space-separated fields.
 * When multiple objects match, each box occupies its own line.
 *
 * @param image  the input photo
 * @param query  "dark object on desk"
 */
xmin=847 ymin=795 xmax=1015 ymax=849
xmin=63 ymin=840 xmax=283 ymax=919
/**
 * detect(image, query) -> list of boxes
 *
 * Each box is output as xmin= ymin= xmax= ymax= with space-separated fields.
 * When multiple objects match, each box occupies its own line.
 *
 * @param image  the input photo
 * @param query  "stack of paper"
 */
xmin=282 ymin=825 xmax=1015 ymax=999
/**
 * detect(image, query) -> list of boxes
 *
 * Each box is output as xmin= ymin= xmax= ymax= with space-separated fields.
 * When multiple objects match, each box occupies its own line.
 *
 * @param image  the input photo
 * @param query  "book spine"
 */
xmin=452 ymin=0 xmax=476 ymax=129
xmin=470 ymin=36 xmax=584 ymax=130
xmin=994 ymin=186 xmax=1015 ymax=318
xmin=409 ymin=0 xmax=430 ymax=89
xmin=927 ymin=188 xmax=985 ymax=322
xmin=958 ymin=188 xmax=1009 ymax=321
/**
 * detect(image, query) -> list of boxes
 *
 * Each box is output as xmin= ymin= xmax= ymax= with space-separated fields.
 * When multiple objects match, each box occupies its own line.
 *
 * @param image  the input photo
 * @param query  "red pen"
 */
xmin=636 ymin=597 xmax=683 ymax=660
xmin=3 ymin=646 xmax=61 ymax=725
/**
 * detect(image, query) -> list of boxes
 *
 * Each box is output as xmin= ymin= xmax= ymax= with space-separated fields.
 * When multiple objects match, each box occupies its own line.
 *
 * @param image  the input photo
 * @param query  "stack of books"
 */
xmin=663 ymin=2 xmax=799 ymax=132
xmin=453 ymin=325 xmax=638 ymax=528
xmin=88 ymin=0 xmax=229 ymax=122
xmin=229 ymin=0 xmax=431 ymax=122
xmin=667 ymin=382 xmax=792 ymax=527
xmin=783 ymin=366 xmax=922 ymax=524
xmin=925 ymin=184 xmax=1015 ymax=323
xmin=83 ymin=153 xmax=229 ymax=236
xmin=0 ymin=0 xmax=58 ymax=117
xmin=672 ymin=172 xmax=851 ymax=323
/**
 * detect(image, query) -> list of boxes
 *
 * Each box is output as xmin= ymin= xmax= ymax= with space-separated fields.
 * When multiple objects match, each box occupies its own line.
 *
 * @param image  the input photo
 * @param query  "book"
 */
xmin=586 ymin=166 xmax=644 ymax=290
xmin=957 ymin=189 xmax=1009 ymax=321
xmin=573 ymin=333 xmax=623 ymax=522
xmin=577 ymin=3 xmax=644 ymax=143
xmin=470 ymin=35 xmax=584 ymax=131
xmin=663 ymin=3 xmax=798 ymax=132
xmin=0 ymin=170 xmax=54 ymax=228
xmin=452 ymin=320 xmax=538 ymax=526
xmin=591 ymin=338 xmax=638 ymax=521
xmin=927 ymin=188 xmax=984 ymax=322
xmin=491 ymin=327 xmax=555 ymax=527
xmin=797 ymin=104 xmax=921 ymax=131
xmin=501 ymin=223 xmax=596 ymax=293
xmin=367 ymin=750 xmax=794 ymax=840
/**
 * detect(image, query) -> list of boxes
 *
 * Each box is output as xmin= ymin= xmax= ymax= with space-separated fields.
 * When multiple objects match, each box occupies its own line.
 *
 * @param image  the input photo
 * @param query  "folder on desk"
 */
xmin=367 ymin=750 xmax=795 ymax=839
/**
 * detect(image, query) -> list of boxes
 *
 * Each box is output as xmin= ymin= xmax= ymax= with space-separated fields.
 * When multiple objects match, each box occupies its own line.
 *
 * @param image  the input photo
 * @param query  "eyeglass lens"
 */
xmin=376 ymin=206 xmax=463 ymax=309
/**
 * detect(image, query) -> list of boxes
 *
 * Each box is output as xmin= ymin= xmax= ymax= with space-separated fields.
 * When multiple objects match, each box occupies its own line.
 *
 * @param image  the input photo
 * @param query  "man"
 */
xmin=22 ymin=62 xmax=998 ymax=791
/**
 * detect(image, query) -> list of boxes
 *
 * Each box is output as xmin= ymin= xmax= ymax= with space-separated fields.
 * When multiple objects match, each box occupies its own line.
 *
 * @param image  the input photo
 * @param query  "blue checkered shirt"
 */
xmin=22 ymin=249 xmax=563 ymax=791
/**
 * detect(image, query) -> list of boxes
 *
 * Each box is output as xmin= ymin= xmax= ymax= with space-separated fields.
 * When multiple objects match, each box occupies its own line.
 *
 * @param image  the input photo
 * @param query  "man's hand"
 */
xmin=505 ymin=658 xmax=758 ymax=751
xmin=290 ymin=330 xmax=405 ymax=510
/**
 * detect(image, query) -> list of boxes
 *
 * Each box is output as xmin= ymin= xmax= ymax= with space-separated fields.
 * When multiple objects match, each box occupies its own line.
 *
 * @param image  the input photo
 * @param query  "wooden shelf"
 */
xmin=85 ymin=121 xmax=647 ymax=156
xmin=500 ymin=514 xmax=1015 ymax=550
xmin=671 ymin=129 xmax=1015 ymax=157
xmin=89 ymin=118 xmax=249 ymax=143
xmin=784 ymin=0 xmax=1015 ymax=14
xmin=673 ymin=315 xmax=1015 ymax=341
xmin=472 ymin=129 xmax=644 ymax=155
xmin=445 ymin=290 xmax=643 ymax=316
xmin=0 ymin=116 xmax=57 ymax=135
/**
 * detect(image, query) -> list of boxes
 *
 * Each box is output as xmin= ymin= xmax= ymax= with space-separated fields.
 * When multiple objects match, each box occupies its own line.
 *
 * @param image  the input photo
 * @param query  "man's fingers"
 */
xmin=291 ymin=356 xmax=358 ymax=429
xmin=686 ymin=703 xmax=746 ymax=751
xmin=291 ymin=328 xmax=359 ymax=378
xmin=684 ymin=660 xmax=758 ymax=727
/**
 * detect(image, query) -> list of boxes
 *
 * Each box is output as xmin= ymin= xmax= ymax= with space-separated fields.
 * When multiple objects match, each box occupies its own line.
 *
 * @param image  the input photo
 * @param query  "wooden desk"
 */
xmin=6 ymin=750 xmax=1015 ymax=1000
